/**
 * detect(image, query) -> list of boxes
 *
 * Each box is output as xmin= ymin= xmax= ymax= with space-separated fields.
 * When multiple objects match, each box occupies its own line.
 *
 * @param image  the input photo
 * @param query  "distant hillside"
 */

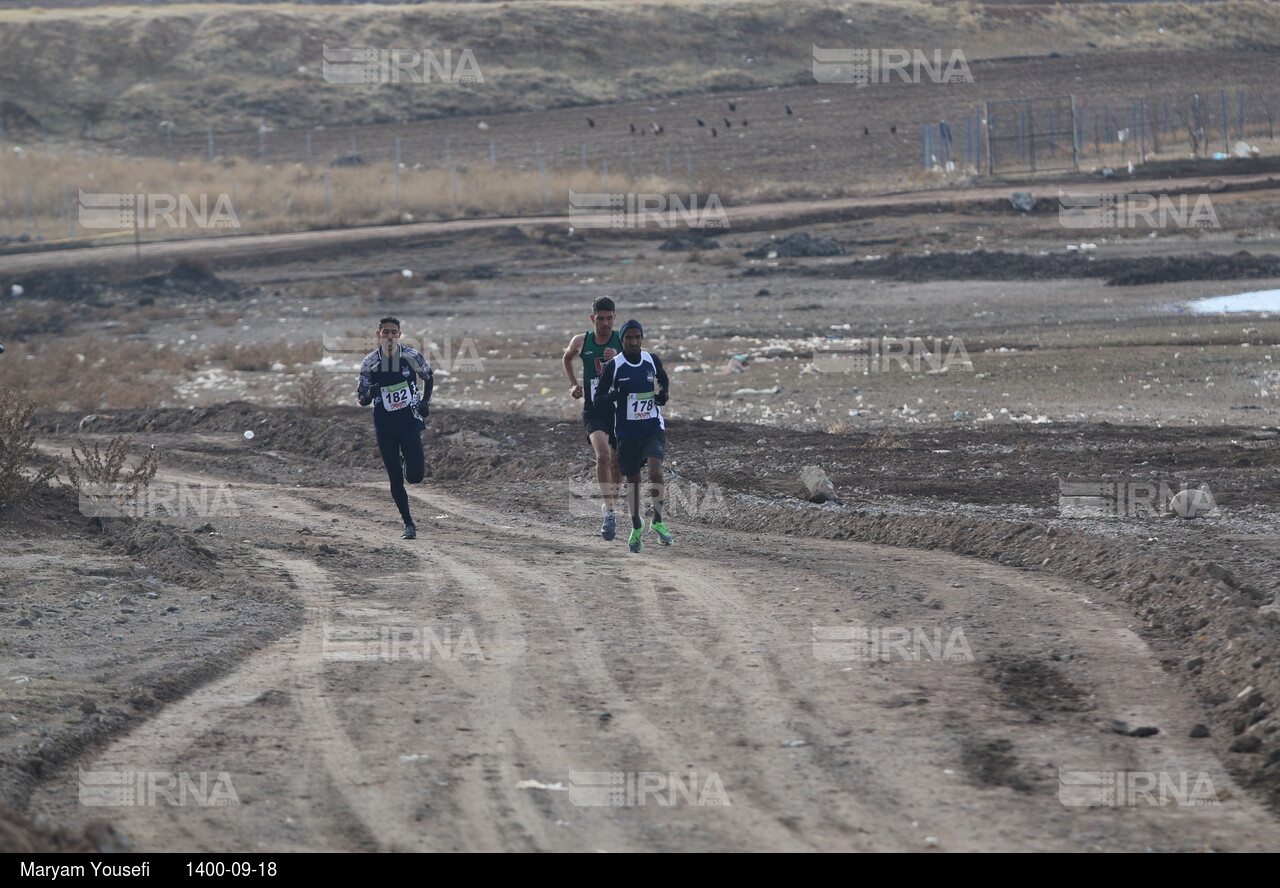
xmin=3 ymin=0 xmax=1279 ymax=139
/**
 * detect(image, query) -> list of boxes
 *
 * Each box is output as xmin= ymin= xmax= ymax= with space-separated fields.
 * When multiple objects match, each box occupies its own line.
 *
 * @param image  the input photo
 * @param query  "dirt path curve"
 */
xmin=26 ymin=468 xmax=1280 ymax=852
xmin=1 ymin=173 xmax=1275 ymax=277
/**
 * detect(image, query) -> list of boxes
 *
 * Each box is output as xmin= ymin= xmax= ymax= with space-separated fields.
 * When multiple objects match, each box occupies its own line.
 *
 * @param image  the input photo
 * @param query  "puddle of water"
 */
xmin=1186 ymin=289 xmax=1280 ymax=314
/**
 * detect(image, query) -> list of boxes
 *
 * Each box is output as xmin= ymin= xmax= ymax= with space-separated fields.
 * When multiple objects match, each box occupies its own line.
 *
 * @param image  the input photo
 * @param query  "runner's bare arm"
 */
xmin=563 ymin=333 xmax=586 ymax=397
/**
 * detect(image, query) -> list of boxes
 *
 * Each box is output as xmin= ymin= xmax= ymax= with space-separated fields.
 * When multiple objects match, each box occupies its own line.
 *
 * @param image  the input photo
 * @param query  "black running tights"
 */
xmin=376 ymin=431 xmax=425 ymax=525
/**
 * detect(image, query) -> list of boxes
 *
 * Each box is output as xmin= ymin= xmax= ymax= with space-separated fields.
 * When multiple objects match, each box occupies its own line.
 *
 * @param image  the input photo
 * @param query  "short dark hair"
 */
xmin=378 ymin=316 xmax=401 ymax=329
xmin=591 ymin=297 xmax=615 ymax=313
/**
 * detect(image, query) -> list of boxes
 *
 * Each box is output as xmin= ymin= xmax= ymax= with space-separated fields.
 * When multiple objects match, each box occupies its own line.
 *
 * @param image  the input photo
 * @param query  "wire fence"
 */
xmin=917 ymin=87 xmax=1279 ymax=173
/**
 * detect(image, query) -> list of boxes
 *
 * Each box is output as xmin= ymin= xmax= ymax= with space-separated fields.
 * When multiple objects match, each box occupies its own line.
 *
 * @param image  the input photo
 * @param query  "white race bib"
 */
xmin=380 ymin=381 xmax=411 ymax=411
xmin=626 ymin=391 xmax=656 ymax=422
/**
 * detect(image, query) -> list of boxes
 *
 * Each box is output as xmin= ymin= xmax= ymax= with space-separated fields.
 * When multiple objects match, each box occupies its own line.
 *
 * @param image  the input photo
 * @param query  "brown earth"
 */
xmin=2 ymin=162 xmax=1279 ymax=851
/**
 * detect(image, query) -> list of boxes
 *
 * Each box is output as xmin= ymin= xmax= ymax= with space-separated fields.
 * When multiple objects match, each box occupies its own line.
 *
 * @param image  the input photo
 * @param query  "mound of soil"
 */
xmin=659 ymin=234 xmax=721 ymax=252
xmin=100 ymin=520 xmax=219 ymax=587
xmin=0 ymin=802 xmax=129 ymax=853
xmin=746 ymin=232 xmax=845 ymax=258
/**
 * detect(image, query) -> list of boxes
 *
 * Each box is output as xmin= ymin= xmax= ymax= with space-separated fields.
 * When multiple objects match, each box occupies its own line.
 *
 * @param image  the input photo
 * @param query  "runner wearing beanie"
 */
xmin=593 ymin=319 xmax=672 ymax=553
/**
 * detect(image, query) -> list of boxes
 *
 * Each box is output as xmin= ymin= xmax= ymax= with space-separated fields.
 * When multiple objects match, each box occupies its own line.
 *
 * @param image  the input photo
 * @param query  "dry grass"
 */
xmin=207 ymin=340 xmax=320 ymax=372
xmin=0 ymin=336 xmax=197 ymax=410
xmin=0 ymin=151 xmax=713 ymax=240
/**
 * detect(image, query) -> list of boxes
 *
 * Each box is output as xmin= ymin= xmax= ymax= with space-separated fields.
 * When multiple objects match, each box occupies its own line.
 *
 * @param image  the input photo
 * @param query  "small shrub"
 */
xmin=294 ymin=372 xmax=336 ymax=416
xmin=0 ymin=389 xmax=56 ymax=510
xmin=58 ymin=435 xmax=162 ymax=520
xmin=444 ymin=281 xmax=478 ymax=300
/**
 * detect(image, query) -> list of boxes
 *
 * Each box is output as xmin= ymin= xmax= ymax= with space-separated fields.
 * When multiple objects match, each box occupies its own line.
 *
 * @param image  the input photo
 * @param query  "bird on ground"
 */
xmin=586 ymin=117 xmax=595 ymax=127
xmin=728 ymin=100 xmax=737 ymax=111
xmin=742 ymin=120 xmax=748 ymax=127
xmin=863 ymin=126 xmax=870 ymax=135
xmin=724 ymin=119 xmax=732 ymax=128
xmin=890 ymin=125 xmax=897 ymax=134
xmin=630 ymin=123 xmax=636 ymax=134
xmin=697 ymin=118 xmax=705 ymax=127
xmin=711 ymin=128 xmax=718 ymax=138
xmin=785 ymin=105 xmax=794 ymax=116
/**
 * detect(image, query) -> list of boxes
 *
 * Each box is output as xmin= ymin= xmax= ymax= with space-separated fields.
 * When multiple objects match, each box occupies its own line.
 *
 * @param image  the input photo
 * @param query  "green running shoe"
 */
xmin=652 ymin=522 xmax=673 ymax=546
xmin=628 ymin=524 xmax=644 ymax=553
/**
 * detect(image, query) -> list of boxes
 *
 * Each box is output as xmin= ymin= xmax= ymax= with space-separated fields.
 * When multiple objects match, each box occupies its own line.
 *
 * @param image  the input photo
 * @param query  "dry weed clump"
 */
xmin=58 ymin=435 xmax=162 ymax=520
xmin=0 ymin=389 xmax=56 ymax=511
xmin=293 ymin=371 xmax=337 ymax=416
xmin=444 ymin=281 xmax=478 ymax=300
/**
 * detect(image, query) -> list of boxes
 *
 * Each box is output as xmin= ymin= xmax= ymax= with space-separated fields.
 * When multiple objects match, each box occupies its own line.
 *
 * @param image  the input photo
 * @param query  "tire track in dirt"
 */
xmin=25 ymin=471 xmax=1280 ymax=851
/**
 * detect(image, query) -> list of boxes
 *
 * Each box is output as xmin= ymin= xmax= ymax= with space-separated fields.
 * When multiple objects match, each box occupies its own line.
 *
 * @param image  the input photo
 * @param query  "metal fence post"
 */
xmin=536 ymin=143 xmax=548 ymax=210
xmin=1139 ymin=98 xmax=1146 ymax=158
xmin=1220 ymin=89 xmax=1229 ymax=154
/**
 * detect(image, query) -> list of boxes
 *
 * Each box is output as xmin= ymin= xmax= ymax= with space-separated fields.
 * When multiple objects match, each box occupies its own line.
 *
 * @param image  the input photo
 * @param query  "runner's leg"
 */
xmin=627 ymin=473 xmax=643 ymax=528
xmin=377 ymin=431 xmax=414 ymax=525
xmin=401 ymin=432 xmax=426 ymax=485
xmin=589 ymin=430 xmax=617 ymax=511
xmin=648 ymin=457 xmax=664 ymax=525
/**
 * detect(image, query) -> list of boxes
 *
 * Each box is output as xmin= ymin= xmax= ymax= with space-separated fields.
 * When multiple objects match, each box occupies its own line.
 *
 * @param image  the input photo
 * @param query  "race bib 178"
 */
xmin=626 ymin=391 xmax=655 ymax=422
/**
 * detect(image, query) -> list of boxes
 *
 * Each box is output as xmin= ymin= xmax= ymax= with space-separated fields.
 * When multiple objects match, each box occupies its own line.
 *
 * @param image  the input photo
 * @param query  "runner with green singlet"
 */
xmin=562 ymin=296 xmax=624 ymax=540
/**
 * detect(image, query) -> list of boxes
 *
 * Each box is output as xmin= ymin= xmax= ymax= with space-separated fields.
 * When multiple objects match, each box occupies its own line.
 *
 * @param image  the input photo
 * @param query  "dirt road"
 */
xmin=24 ymin=466 xmax=1280 ymax=852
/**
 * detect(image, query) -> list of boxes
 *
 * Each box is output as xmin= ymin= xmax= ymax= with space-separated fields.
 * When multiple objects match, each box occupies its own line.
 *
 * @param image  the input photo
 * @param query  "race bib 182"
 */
xmin=380 ymin=381 xmax=411 ymax=411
